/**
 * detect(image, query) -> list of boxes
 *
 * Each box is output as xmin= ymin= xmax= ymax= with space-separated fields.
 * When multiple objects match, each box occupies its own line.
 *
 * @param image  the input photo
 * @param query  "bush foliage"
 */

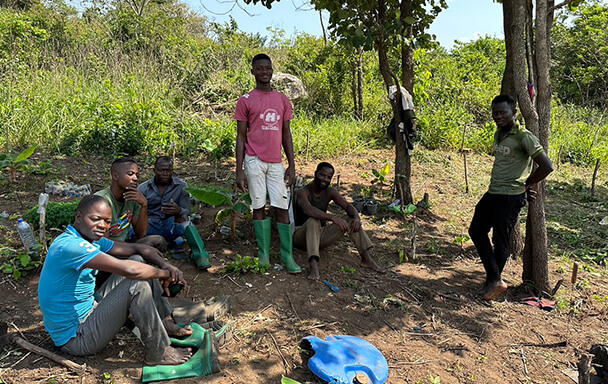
xmin=0 ymin=0 xmax=606 ymax=166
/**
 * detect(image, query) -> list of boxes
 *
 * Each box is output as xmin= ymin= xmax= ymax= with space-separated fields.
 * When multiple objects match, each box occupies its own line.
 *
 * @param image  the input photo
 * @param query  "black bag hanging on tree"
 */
xmin=387 ymin=85 xmax=417 ymax=155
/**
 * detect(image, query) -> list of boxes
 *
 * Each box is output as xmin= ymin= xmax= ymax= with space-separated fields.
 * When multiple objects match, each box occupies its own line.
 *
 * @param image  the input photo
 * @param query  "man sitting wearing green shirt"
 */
xmin=95 ymin=158 xmax=166 ymax=249
xmin=95 ymin=158 xmax=167 ymax=286
xmin=469 ymin=95 xmax=554 ymax=301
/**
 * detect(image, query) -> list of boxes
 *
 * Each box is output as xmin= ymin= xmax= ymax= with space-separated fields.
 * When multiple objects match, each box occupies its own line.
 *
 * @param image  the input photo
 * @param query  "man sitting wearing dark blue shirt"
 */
xmin=138 ymin=156 xmax=210 ymax=269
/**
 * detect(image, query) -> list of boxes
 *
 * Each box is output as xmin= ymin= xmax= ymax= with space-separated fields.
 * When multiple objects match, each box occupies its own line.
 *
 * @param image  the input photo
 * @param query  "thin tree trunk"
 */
xmin=319 ymin=11 xmax=327 ymax=46
xmin=521 ymin=0 xmax=552 ymax=295
xmin=501 ymin=0 xmax=516 ymax=97
xmin=351 ymin=54 xmax=358 ymax=119
xmin=357 ymin=47 xmax=364 ymax=120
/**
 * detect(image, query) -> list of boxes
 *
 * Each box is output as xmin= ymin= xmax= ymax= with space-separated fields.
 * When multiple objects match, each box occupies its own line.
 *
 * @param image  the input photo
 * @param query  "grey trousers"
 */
xmin=293 ymin=217 xmax=373 ymax=260
xmin=61 ymin=256 xmax=172 ymax=362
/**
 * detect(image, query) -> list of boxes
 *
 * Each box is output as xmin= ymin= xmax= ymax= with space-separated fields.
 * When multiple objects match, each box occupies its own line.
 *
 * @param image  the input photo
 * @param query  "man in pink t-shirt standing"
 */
xmin=234 ymin=53 xmax=301 ymax=273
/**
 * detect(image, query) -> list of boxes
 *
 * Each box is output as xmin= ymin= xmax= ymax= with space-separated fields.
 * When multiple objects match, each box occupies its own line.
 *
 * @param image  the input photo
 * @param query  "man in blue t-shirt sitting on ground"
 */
xmin=38 ymin=195 xmax=193 ymax=365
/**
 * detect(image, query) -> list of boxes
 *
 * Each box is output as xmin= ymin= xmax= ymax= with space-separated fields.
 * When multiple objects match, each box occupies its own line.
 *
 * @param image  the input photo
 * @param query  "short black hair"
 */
xmin=154 ymin=156 xmax=172 ymax=168
xmin=315 ymin=162 xmax=335 ymax=174
xmin=110 ymin=157 xmax=137 ymax=173
xmin=492 ymin=95 xmax=517 ymax=111
xmin=252 ymin=53 xmax=272 ymax=67
xmin=76 ymin=195 xmax=109 ymax=215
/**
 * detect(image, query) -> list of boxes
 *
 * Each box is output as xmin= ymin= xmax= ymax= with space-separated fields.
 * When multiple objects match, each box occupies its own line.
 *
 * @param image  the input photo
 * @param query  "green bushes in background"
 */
xmin=0 ymin=0 xmax=606 ymax=167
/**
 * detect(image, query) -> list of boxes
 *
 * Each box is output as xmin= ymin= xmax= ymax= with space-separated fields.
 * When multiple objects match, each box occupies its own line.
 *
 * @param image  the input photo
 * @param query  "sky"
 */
xmin=193 ymin=0 xmax=505 ymax=50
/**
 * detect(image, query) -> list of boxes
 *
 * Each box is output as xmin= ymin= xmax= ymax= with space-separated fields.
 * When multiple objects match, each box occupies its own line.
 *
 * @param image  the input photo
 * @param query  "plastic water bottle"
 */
xmin=17 ymin=218 xmax=37 ymax=251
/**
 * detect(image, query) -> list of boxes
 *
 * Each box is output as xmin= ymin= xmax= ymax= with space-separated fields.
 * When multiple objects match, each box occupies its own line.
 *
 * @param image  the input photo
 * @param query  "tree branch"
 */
xmin=547 ymin=0 xmax=577 ymax=15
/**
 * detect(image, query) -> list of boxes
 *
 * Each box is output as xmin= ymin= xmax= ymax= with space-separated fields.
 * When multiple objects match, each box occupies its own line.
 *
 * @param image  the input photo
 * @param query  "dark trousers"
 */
xmin=469 ymin=192 xmax=526 ymax=283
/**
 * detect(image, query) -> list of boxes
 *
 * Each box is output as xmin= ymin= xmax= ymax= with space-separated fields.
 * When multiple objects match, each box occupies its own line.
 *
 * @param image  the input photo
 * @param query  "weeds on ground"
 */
xmin=220 ymin=255 xmax=268 ymax=274
xmin=0 ymin=247 xmax=41 ymax=280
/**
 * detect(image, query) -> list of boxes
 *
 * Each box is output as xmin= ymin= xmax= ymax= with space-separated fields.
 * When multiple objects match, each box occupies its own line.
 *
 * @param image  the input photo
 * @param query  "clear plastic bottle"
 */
xmin=17 ymin=218 xmax=37 ymax=251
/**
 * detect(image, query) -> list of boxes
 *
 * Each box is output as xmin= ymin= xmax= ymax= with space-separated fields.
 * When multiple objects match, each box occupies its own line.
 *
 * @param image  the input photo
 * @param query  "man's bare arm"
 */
xmin=282 ymin=120 xmax=295 ymax=187
xmin=297 ymin=188 xmax=349 ymax=232
xmin=236 ymin=121 xmax=248 ymax=191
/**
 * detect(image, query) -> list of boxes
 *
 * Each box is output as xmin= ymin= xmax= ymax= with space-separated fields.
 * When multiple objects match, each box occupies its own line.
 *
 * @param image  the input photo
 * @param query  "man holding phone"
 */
xmin=138 ymin=156 xmax=190 ymax=242
xmin=138 ymin=156 xmax=211 ymax=269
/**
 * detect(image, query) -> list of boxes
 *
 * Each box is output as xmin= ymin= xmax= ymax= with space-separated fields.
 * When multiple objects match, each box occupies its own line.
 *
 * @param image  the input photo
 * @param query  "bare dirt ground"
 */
xmin=0 ymin=148 xmax=607 ymax=384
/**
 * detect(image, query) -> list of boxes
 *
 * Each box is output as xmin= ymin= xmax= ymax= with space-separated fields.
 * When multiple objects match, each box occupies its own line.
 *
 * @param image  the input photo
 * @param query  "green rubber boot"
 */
xmin=253 ymin=218 xmax=271 ymax=266
xmin=184 ymin=225 xmax=211 ymax=269
xmin=277 ymin=222 xmax=301 ymax=273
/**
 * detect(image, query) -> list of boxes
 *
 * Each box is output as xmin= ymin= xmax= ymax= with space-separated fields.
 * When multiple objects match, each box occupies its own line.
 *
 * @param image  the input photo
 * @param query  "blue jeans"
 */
xmin=147 ymin=217 xmax=186 ymax=241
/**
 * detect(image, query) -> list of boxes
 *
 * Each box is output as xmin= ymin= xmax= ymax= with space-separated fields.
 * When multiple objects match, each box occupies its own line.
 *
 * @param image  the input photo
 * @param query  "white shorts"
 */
xmin=244 ymin=154 xmax=289 ymax=210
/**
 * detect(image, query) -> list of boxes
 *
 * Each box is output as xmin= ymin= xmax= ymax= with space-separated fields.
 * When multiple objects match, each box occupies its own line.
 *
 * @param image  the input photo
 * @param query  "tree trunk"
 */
xmin=351 ymin=54 xmax=358 ymax=119
xmin=357 ymin=47 xmax=364 ymax=120
xmin=374 ymin=0 xmax=414 ymax=204
xmin=501 ymin=0 xmax=516 ymax=97
xmin=510 ymin=220 xmax=524 ymax=259
xmin=396 ymin=0 xmax=414 ymax=204
xmin=505 ymin=0 xmax=551 ymax=295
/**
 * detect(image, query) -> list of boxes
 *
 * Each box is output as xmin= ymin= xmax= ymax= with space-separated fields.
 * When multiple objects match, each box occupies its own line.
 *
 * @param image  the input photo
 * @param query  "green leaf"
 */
xmin=1 ymin=263 xmax=13 ymax=273
xmin=13 ymin=270 xmax=21 ymax=280
xmin=403 ymin=204 xmax=417 ymax=213
xmin=14 ymin=145 xmax=37 ymax=164
xmin=380 ymin=163 xmax=390 ymax=177
xmin=232 ymin=201 xmax=250 ymax=215
xmin=215 ymin=208 xmax=232 ymax=226
xmin=19 ymin=254 xmax=31 ymax=267
xmin=281 ymin=376 xmax=302 ymax=384
xmin=241 ymin=193 xmax=252 ymax=204
xmin=186 ymin=186 xmax=231 ymax=207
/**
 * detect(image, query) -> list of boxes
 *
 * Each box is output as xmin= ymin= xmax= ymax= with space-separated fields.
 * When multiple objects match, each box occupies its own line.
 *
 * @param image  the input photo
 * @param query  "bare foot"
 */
xmin=481 ymin=280 xmax=507 ymax=301
xmin=163 ymin=319 xmax=193 ymax=337
xmin=474 ymin=282 xmax=488 ymax=297
xmin=308 ymin=258 xmax=320 ymax=280
xmin=360 ymin=253 xmax=385 ymax=274
xmin=145 ymin=346 xmax=192 ymax=366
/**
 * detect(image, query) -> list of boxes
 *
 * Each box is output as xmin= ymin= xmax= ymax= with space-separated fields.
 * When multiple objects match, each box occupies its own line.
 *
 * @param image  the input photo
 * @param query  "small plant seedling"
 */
xmin=340 ymin=266 xmax=356 ymax=274
xmin=101 ymin=372 xmax=114 ymax=384
xmin=0 ymin=248 xmax=41 ymax=280
xmin=0 ymin=145 xmax=37 ymax=182
xmin=221 ymin=255 xmax=268 ymax=274
xmin=453 ymin=235 xmax=470 ymax=252
xmin=399 ymin=248 xmax=408 ymax=263
xmin=186 ymin=185 xmax=251 ymax=237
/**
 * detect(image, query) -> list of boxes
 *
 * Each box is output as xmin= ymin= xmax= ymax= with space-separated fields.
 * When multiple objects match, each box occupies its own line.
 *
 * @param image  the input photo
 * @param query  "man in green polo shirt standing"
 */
xmin=469 ymin=95 xmax=554 ymax=301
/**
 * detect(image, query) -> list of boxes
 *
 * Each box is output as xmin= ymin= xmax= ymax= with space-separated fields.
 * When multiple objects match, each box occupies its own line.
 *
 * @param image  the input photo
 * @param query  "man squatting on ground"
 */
xmin=138 ymin=156 xmax=211 ymax=269
xmin=235 ymin=53 xmax=301 ymax=273
xmin=38 ymin=195 xmax=193 ymax=365
xmin=293 ymin=162 xmax=385 ymax=280
xmin=469 ymin=95 xmax=553 ymax=301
